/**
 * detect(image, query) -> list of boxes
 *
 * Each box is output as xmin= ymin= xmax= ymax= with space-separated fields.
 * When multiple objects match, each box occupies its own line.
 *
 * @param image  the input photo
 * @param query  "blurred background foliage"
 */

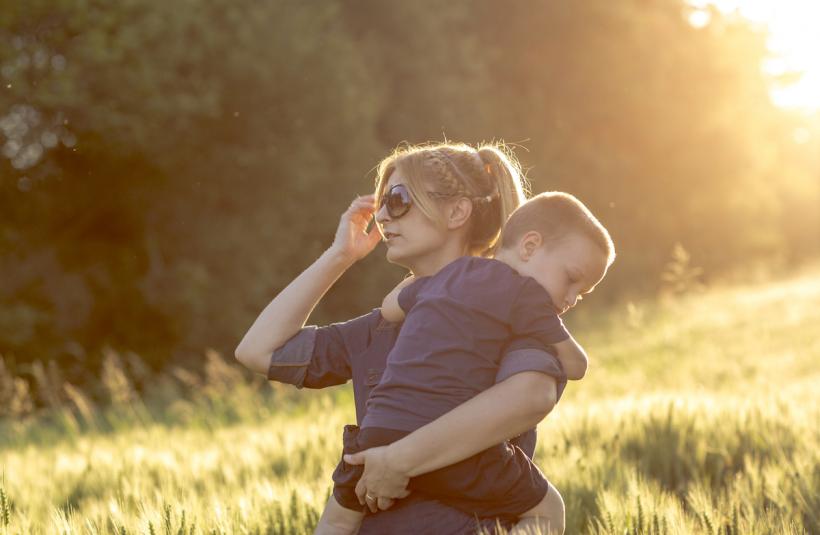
xmin=1 ymin=0 xmax=818 ymax=392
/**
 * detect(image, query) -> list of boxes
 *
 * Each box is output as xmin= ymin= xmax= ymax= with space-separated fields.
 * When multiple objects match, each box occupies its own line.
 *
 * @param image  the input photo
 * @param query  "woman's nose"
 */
xmin=375 ymin=201 xmax=391 ymax=223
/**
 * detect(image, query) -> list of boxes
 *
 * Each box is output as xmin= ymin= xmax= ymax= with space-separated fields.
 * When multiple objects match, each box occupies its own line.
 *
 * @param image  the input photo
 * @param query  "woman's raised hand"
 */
xmin=329 ymin=194 xmax=382 ymax=263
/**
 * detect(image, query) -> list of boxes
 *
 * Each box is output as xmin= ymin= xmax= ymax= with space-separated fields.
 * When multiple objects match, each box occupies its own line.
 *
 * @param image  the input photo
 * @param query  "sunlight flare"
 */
xmin=692 ymin=0 xmax=820 ymax=110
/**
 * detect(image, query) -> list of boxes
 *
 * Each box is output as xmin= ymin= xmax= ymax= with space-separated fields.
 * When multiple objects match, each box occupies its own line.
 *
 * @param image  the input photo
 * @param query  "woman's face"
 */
xmin=376 ymin=170 xmax=457 ymax=276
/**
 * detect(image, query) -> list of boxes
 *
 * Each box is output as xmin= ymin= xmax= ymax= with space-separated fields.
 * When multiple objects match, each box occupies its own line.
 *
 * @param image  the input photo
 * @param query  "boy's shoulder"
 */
xmin=429 ymin=255 xmax=521 ymax=282
xmin=423 ymin=256 xmax=529 ymax=300
xmin=450 ymin=257 xmax=557 ymax=312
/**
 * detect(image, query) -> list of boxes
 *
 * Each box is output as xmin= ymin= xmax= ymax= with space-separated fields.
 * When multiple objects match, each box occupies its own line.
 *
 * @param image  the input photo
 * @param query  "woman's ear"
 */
xmin=518 ymin=230 xmax=544 ymax=261
xmin=446 ymin=197 xmax=474 ymax=230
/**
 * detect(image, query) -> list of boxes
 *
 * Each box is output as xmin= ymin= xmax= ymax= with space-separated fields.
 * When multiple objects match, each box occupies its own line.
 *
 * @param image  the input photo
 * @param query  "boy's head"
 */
xmin=496 ymin=192 xmax=615 ymax=313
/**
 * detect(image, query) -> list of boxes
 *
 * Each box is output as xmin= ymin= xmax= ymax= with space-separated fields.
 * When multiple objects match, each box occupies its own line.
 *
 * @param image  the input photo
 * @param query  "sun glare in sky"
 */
xmin=689 ymin=0 xmax=820 ymax=111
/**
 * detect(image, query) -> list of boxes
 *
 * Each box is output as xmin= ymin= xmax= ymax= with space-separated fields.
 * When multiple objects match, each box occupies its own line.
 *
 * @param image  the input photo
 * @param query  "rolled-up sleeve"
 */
xmin=496 ymin=347 xmax=568 ymax=401
xmin=267 ymin=310 xmax=377 ymax=389
xmin=266 ymin=326 xmax=317 ymax=387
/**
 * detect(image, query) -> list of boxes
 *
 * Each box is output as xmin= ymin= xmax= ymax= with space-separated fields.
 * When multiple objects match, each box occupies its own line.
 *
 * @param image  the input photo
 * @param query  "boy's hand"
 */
xmin=381 ymin=275 xmax=415 ymax=323
xmin=380 ymin=293 xmax=405 ymax=323
xmin=552 ymin=336 xmax=588 ymax=380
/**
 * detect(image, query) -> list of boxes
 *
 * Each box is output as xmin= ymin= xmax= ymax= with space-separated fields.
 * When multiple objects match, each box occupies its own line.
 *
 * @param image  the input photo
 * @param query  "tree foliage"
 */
xmin=1 ymin=0 xmax=818 ymax=386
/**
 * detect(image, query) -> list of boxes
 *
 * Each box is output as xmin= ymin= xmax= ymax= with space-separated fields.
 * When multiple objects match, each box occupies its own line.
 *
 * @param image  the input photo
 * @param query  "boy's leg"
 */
xmin=509 ymin=483 xmax=565 ymax=535
xmin=330 ymin=425 xmax=370 ymax=512
xmin=314 ymin=495 xmax=364 ymax=535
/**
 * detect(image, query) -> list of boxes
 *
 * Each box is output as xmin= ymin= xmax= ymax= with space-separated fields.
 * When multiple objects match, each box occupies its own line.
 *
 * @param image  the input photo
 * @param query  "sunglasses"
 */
xmin=378 ymin=184 xmax=457 ymax=219
xmin=378 ymin=184 xmax=414 ymax=219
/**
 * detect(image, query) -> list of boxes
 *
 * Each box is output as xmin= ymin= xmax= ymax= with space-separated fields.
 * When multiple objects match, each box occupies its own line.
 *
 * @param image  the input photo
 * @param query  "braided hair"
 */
xmin=375 ymin=142 xmax=529 ymax=256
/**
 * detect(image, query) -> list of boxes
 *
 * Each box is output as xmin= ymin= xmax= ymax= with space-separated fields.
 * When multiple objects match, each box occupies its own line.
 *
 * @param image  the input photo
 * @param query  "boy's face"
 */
xmin=518 ymin=232 xmax=609 ymax=314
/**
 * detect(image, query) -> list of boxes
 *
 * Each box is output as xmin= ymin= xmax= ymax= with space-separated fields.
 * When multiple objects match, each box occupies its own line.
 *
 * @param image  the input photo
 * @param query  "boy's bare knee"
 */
xmin=516 ymin=485 xmax=565 ymax=535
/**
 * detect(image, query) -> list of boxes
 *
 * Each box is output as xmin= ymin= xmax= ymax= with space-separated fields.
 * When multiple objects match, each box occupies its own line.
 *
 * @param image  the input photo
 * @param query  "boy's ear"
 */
xmin=518 ymin=231 xmax=544 ymax=261
xmin=446 ymin=197 xmax=474 ymax=230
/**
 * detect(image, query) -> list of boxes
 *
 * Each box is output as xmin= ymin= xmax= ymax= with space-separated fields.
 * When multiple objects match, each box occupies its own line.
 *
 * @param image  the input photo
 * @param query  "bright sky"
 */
xmin=689 ymin=0 xmax=820 ymax=111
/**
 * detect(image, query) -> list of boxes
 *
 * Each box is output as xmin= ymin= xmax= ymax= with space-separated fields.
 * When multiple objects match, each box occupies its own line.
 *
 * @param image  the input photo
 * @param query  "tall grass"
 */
xmin=1 ymin=267 xmax=818 ymax=533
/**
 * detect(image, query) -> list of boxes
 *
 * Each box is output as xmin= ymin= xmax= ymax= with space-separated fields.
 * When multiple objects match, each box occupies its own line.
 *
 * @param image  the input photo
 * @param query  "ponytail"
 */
xmin=472 ymin=145 xmax=529 ymax=256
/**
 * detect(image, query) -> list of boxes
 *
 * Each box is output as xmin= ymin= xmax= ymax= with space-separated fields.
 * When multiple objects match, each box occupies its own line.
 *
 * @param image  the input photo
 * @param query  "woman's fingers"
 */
xmin=345 ymin=196 xmax=379 ymax=235
xmin=377 ymin=497 xmax=394 ymax=510
xmin=366 ymin=223 xmax=383 ymax=247
xmin=365 ymin=494 xmax=378 ymax=513
xmin=358 ymin=481 xmax=379 ymax=513
xmin=330 ymin=195 xmax=381 ymax=261
xmin=342 ymin=195 xmax=375 ymax=224
xmin=354 ymin=475 xmax=367 ymax=505
xmin=347 ymin=194 xmax=376 ymax=214
xmin=344 ymin=452 xmax=364 ymax=465
xmin=346 ymin=446 xmax=411 ymax=512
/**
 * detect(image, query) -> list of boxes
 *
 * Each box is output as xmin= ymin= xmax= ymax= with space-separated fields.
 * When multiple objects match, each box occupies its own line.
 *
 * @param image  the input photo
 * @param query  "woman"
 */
xmin=235 ymin=142 xmax=567 ymax=534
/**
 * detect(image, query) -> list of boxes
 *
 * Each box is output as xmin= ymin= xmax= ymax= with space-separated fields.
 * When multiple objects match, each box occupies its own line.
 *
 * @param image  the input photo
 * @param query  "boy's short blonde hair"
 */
xmin=498 ymin=191 xmax=616 ymax=266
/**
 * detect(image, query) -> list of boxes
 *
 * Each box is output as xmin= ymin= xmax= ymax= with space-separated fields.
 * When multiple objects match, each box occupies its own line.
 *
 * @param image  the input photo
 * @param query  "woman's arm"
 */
xmin=235 ymin=194 xmax=382 ymax=375
xmin=389 ymin=371 xmax=557 ymax=476
xmin=344 ymin=369 xmax=558 ymax=507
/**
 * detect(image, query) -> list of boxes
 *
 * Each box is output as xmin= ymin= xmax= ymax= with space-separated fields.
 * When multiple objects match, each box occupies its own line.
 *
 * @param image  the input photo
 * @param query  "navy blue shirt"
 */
xmin=363 ymin=256 xmax=569 ymax=432
xmin=266 ymin=291 xmax=568 ymax=533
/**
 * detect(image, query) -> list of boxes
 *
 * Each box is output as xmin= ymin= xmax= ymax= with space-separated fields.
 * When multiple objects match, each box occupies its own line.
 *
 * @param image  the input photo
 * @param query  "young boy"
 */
xmin=316 ymin=192 xmax=615 ymax=534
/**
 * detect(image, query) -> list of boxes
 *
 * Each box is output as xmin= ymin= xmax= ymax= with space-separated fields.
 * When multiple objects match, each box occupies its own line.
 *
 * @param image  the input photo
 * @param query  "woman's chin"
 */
xmin=385 ymin=247 xmax=412 ymax=268
xmin=385 ymin=247 xmax=403 ymax=263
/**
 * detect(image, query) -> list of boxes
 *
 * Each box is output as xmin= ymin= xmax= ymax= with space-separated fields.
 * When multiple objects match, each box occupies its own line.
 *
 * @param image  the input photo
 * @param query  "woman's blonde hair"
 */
xmin=374 ymin=142 xmax=529 ymax=257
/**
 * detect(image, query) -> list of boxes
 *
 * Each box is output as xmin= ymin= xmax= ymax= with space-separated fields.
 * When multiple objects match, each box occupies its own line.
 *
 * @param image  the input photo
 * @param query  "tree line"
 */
xmin=1 ymin=0 xmax=818 ymax=391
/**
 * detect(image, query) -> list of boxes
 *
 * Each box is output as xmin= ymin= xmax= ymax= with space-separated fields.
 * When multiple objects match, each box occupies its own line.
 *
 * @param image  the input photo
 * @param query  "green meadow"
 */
xmin=1 ymin=267 xmax=818 ymax=534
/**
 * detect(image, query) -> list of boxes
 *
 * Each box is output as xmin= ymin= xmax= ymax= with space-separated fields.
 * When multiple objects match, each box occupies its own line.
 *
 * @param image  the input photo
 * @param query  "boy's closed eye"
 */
xmin=568 ymin=267 xmax=584 ymax=283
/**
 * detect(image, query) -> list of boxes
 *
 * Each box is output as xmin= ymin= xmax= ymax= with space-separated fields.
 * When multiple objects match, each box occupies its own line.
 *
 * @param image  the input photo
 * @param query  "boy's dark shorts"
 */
xmin=332 ymin=425 xmax=550 ymax=520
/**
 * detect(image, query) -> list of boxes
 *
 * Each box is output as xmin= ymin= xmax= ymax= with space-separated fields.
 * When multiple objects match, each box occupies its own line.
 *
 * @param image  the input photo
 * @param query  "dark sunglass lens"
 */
xmin=385 ymin=185 xmax=411 ymax=218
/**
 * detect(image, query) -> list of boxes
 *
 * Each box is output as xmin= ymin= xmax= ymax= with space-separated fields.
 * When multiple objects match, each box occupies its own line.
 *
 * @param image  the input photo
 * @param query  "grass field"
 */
xmin=1 ymin=267 xmax=819 ymax=534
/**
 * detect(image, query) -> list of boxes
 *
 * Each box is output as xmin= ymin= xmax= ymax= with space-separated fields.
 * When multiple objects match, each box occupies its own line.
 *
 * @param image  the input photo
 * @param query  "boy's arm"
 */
xmin=380 ymin=275 xmax=415 ymax=323
xmin=509 ymin=280 xmax=587 ymax=380
xmin=551 ymin=333 xmax=588 ymax=380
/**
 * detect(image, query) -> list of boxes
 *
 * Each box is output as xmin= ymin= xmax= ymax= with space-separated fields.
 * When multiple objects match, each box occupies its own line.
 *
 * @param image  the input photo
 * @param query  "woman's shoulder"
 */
xmin=323 ymin=307 xmax=391 ymax=346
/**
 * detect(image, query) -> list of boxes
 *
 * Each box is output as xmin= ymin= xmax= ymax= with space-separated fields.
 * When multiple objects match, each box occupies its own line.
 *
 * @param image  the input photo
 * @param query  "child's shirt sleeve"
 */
xmin=503 ymin=281 xmax=570 ymax=402
xmin=497 ymin=343 xmax=568 ymax=402
xmin=508 ymin=278 xmax=570 ymax=350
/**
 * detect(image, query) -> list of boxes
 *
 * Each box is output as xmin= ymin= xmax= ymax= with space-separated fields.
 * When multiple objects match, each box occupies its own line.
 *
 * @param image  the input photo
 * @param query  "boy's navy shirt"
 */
xmin=266 ymin=262 xmax=569 ymax=533
xmin=362 ymin=256 xmax=570 ymax=432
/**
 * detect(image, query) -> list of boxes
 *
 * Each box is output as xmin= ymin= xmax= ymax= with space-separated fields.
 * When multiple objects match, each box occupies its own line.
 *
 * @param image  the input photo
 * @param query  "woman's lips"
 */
xmin=383 ymin=231 xmax=401 ymax=242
